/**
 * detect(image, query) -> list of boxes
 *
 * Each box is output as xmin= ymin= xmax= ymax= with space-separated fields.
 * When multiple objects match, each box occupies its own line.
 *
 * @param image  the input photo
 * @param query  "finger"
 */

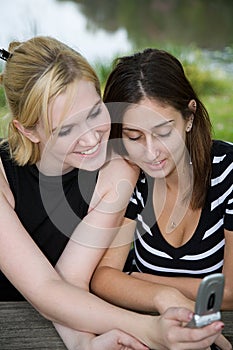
xmin=163 ymin=306 xmax=194 ymax=324
xmin=115 ymin=330 xmax=149 ymax=350
xmin=117 ymin=337 xmax=149 ymax=350
xmin=175 ymin=322 xmax=224 ymax=349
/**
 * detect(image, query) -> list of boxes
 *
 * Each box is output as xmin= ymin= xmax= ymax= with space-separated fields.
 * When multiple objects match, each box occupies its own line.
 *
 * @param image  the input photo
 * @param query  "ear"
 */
xmin=13 ymin=120 xmax=40 ymax=143
xmin=188 ymin=99 xmax=197 ymax=113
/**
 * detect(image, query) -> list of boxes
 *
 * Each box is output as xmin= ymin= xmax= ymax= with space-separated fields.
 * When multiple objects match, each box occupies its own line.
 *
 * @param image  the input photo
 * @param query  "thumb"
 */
xmin=163 ymin=307 xmax=194 ymax=324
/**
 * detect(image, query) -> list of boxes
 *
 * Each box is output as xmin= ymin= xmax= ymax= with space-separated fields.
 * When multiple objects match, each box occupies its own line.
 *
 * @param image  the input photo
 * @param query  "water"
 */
xmin=1 ymin=0 xmax=132 ymax=64
xmin=1 ymin=0 xmax=233 ymax=73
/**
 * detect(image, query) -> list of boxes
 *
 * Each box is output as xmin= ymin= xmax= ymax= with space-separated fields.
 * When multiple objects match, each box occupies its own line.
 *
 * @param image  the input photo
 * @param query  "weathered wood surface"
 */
xmin=0 ymin=301 xmax=232 ymax=349
xmin=0 ymin=302 xmax=66 ymax=349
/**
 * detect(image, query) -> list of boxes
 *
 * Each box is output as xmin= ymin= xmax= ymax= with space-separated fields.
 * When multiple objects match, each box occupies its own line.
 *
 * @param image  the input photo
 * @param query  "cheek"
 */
xmin=51 ymin=137 xmax=76 ymax=157
xmin=123 ymin=141 xmax=144 ymax=160
xmin=166 ymin=135 xmax=187 ymax=164
xmin=101 ymin=120 xmax=111 ymax=136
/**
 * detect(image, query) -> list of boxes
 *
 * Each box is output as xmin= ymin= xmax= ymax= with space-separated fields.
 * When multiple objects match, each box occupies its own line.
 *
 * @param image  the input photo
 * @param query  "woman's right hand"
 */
xmin=146 ymin=307 xmax=224 ymax=350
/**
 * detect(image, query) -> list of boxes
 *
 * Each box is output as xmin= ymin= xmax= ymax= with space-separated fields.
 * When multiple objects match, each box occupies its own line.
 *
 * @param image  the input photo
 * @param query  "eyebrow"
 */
xmin=52 ymin=99 xmax=102 ymax=133
xmin=87 ymin=99 xmax=102 ymax=117
xmin=122 ymin=119 xmax=174 ymax=131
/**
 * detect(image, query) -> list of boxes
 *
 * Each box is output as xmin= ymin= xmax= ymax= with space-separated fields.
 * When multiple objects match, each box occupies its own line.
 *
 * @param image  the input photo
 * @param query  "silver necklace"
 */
xmin=170 ymin=221 xmax=177 ymax=229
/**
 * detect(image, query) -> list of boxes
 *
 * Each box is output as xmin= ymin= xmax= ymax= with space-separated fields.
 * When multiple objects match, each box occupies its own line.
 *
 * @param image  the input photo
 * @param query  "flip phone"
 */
xmin=187 ymin=273 xmax=224 ymax=328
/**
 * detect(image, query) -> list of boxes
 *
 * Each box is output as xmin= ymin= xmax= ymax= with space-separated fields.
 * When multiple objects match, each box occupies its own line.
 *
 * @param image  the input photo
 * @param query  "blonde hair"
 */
xmin=0 ymin=36 xmax=100 ymax=165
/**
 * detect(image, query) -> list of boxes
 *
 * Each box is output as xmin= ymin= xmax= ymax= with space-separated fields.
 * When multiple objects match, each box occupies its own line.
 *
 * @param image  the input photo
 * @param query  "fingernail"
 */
xmin=215 ymin=323 xmax=224 ymax=331
xmin=188 ymin=312 xmax=193 ymax=321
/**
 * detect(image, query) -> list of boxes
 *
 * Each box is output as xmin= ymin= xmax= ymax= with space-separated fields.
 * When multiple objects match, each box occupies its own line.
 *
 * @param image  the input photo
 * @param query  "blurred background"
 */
xmin=1 ymin=0 xmax=233 ymax=140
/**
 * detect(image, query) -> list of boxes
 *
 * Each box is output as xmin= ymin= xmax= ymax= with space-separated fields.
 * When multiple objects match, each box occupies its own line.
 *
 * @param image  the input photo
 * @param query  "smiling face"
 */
xmin=122 ymin=98 xmax=191 ymax=180
xmin=34 ymin=80 xmax=110 ymax=175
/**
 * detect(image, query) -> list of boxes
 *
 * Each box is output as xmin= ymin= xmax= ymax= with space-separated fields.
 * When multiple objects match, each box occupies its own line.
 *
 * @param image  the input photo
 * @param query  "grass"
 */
xmin=204 ymin=95 xmax=233 ymax=142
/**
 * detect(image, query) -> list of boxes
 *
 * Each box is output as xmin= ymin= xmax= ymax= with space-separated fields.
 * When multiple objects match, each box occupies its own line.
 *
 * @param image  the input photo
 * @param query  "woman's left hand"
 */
xmin=90 ymin=329 xmax=149 ymax=350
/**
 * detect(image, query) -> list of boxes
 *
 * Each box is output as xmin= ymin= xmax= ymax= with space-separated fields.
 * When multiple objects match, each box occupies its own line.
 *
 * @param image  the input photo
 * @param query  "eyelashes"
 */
xmin=126 ymin=130 xmax=172 ymax=141
xmin=58 ymin=126 xmax=74 ymax=137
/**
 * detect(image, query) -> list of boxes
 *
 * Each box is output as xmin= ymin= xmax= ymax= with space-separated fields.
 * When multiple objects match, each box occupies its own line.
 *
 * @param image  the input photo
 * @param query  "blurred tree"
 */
xmin=57 ymin=0 xmax=233 ymax=50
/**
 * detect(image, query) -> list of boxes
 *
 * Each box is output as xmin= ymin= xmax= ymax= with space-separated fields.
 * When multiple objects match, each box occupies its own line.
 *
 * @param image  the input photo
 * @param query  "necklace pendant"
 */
xmin=171 ymin=221 xmax=176 ymax=229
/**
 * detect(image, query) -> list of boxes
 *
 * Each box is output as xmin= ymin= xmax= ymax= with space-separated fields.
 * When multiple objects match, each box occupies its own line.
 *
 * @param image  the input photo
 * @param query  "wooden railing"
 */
xmin=0 ymin=302 xmax=232 ymax=349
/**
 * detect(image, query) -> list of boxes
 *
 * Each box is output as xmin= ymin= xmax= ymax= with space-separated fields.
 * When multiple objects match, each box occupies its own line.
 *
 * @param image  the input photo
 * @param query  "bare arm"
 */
xmin=91 ymin=217 xmax=195 ymax=314
xmin=53 ymin=324 xmax=149 ymax=350
xmin=53 ymin=158 xmax=142 ymax=348
xmin=0 ymin=191 xmax=226 ymax=349
xmin=0 ymin=190 xmax=154 ymax=347
xmin=90 ymin=220 xmax=231 ymax=349
xmin=128 ymin=230 xmax=233 ymax=309
xmin=0 ymin=150 xmax=227 ymax=350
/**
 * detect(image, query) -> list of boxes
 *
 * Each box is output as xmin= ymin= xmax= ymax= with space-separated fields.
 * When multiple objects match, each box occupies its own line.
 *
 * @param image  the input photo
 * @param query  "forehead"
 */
xmin=123 ymin=99 xmax=180 ymax=129
xmin=49 ymin=80 xmax=100 ymax=127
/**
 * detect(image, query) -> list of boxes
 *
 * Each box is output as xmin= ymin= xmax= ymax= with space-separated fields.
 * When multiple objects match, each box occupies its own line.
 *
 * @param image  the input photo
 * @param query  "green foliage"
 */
xmin=0 ymin=86 xmax=9 ymax=138
xmin=0 ymin=86 xmax=6 ymax=107
xmin=93 ymin=59 xmax=115 ymax=90
xmin=204 ymin=95 xmax=233 ymax=142
xmin=72 ymin=0 xmax=233 ymax=50
xmin=181 ymin=53 xmax=232 ymax=97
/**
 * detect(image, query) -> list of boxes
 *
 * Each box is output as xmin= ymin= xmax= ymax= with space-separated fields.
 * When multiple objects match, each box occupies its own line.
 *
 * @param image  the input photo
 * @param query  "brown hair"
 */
xmin=104 ymin=48 xmax=212 ymax=209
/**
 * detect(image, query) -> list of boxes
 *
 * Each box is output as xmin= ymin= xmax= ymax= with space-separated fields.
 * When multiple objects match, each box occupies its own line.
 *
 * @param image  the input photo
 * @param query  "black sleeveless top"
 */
xmin=0 ymin=143 xmax=98 ymax=300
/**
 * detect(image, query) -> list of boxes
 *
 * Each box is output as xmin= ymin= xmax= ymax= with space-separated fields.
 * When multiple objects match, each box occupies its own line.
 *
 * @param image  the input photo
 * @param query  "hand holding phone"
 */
xmin=187 ymin=273 xmax=224 ymax=328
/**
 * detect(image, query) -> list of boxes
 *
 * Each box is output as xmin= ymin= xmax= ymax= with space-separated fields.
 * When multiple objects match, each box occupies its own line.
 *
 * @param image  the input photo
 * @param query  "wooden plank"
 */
xmin=222 ymin=311 xmax=233 ymax=345
xmin=0 ymin=302 xmax=232 ymax=349
xmin=0 ymin=302 xmax=66 ymax=349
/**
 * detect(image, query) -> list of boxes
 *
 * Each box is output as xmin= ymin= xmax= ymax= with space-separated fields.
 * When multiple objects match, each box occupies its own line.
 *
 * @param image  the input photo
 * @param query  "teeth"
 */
xmin=80 ymin=144 xmax=99 ymax=155
xmin=153 ymin=161 xmax=161 ymax=165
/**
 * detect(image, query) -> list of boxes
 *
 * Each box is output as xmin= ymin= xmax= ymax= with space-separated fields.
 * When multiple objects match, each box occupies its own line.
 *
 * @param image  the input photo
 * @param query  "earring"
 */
xmin=186 ymin=124 xmax=192 ymax=132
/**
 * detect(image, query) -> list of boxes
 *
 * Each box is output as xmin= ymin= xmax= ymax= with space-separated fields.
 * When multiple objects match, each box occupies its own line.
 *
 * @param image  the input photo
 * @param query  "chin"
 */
xmin=81 ymin=157 xmax=106 ymax=172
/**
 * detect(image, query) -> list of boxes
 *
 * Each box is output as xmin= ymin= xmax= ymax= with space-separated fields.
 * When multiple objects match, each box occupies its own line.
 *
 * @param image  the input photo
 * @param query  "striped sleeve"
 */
xmin=211 ymin=141 xmax=233 ymax=231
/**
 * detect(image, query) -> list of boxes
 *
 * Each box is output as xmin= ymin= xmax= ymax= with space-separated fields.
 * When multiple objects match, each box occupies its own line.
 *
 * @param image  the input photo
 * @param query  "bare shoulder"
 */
xmin=89 ymin=153 xmax=139 ymax=210
xmin=100 ymin=153 xmax=139 ymax=191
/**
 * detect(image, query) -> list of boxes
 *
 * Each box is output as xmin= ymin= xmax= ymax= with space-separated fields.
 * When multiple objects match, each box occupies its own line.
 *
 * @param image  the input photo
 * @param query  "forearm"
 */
xmin=53 ymin=323 xmax=95 ymax=350
xmin=31 ymin=278 xmax=157 ymax=348
xmin=131 ymin=272 xmax=201 ymax=301
xmin=91 ymin=266 xmax=195 ymax=314
xmin=132 ymin=271 xmax=233 ymax=310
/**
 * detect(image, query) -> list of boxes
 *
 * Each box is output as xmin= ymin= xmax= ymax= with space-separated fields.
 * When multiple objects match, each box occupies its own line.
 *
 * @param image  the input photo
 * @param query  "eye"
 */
xmin=123 ymin=130 xmax=142 ymax=141
xmin=157 ymin=130 xmax=172 ymax=138
xmin=88 ymin=104 xmax=102 ymax=119
xmin=153 ymin=126 xmax=173 ymax=138
xmin=128 ymin=135 xmax=141 ymax=141
xmin=58 ymin=125 xmax=74 ymax=137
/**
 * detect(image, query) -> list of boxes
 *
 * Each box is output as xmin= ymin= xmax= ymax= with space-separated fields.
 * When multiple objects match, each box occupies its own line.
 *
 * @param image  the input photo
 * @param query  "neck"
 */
xmin=36 ymin=161 xmax=75 ymax=176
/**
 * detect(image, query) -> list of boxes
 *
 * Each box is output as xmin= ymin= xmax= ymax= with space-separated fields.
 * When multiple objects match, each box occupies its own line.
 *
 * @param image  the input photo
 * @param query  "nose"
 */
xmin=145 ymin=136 xmax=160 ymax=161
xmin=78 ymin=128 xmax=100 ymax=147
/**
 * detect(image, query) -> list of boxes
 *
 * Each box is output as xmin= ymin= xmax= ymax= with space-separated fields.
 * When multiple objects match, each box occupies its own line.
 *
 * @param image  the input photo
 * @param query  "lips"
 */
xmin=79 ymin=143 xmax=99 ymax=155
xmin=152 ymin=160 xmax=163 ymax=165
xmin=145 ymin=158 xmax=166 ymax=170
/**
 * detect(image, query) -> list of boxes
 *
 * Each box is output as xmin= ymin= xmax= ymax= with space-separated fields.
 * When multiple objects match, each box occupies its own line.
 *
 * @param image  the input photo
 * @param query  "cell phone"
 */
xmin=186 ymin=273 xmax=225 ymax=328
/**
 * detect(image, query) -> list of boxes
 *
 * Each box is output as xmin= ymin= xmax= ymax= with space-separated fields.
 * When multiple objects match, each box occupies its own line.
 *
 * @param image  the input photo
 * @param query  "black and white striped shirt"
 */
xmin=125 ymin=140 xmax=233 ymax=278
